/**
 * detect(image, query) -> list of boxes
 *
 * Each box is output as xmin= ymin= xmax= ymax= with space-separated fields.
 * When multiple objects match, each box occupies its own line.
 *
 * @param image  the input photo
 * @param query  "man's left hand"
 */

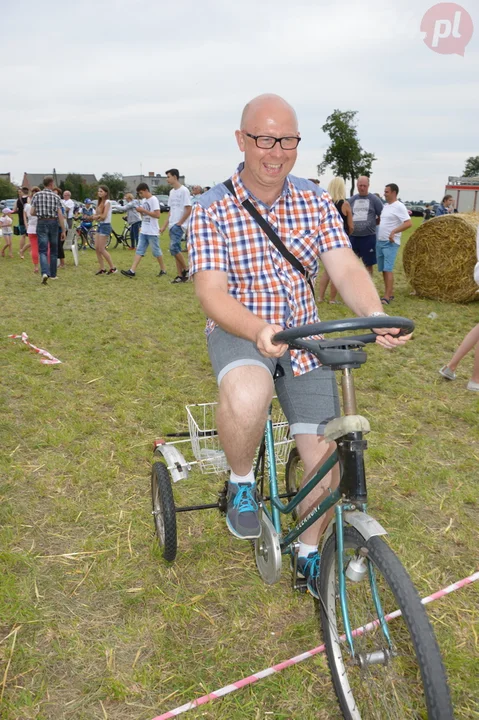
xmin=374 ymin=328 xmax=413 ymax=349
xmin=388 ymin=233 xmax=396 ymax=243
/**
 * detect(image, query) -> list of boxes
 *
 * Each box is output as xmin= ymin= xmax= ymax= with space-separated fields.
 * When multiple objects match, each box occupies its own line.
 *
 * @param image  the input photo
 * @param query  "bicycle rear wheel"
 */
xmin=151 ymin=462 xmax=177 ymax=562
xmin=319 ymin=526 xmax=453 ymax=719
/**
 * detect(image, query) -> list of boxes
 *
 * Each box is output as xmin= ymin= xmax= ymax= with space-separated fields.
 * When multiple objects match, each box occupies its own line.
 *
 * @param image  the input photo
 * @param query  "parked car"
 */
xmin=409 ymin=205 xmax=426 ymax=217
xmin=0 ymin=198 xmax=17 ymax=212
xmin=156 ymin=194 xmax=170 ymax=213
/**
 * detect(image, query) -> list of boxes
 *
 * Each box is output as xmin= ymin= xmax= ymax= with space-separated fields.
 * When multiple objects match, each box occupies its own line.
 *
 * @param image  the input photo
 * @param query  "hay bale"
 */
xmin=403 ymin=213 xmax=479 ymax=303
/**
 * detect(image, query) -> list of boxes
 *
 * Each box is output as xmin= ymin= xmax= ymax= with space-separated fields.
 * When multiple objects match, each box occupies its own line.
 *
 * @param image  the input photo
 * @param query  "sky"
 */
xmin=1 ymin=0 xmax=477 ymax=202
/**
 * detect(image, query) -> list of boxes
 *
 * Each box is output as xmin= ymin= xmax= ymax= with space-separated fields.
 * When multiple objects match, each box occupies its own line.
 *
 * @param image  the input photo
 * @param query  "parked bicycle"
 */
xmin=151 ymin=316 xmax=453 ymax=719
xmin=110 ymin=216 xmax=133 ymax=249
xmin=72 ymin=217 xmax=111 ymax=250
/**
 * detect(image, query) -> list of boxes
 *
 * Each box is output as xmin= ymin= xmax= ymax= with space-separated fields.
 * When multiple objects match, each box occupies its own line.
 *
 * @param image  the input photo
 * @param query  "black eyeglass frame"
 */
xmin=242 ymin=132 xmax=301 ymax=150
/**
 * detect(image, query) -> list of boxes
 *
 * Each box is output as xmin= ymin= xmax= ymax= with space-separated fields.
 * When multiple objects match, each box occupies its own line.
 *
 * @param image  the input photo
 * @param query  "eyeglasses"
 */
xmin=242 ymin=132 xmax=301 ymax=150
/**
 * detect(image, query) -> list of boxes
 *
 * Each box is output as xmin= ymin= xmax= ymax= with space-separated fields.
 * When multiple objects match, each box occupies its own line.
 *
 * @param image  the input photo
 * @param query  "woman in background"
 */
xmin=318 ymin=177 xmax=353 ymax=304
xmin=24 ymin=186 xmax=41 ymax=273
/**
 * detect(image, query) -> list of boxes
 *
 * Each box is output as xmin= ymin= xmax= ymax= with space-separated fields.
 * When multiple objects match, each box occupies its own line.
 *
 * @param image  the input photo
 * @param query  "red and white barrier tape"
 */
xmin=8 ymin=332 xmax=62 ymax=365
xmin=153 ymin=570 xmax=479 ymax=720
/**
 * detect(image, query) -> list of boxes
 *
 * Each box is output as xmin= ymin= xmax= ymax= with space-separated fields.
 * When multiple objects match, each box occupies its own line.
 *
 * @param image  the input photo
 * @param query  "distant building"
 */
xmin=122 ymin=171 xmax=185 ymax=194
xmin=0 ymin=172 xmax=12 ymax=184
xmin=445 ymin=176 xmax=479 ymax=212
xmin=22 ymin=172 xmax=98 ymax=189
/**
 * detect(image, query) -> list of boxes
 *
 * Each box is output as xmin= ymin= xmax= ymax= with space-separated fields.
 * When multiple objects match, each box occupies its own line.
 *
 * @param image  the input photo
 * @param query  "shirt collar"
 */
xmin=231 ymin=163 xmax=293 ymax=208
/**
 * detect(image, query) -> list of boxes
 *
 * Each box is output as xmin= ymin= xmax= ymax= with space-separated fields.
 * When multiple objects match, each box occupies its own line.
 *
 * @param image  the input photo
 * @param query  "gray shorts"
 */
xmin=207 ymin=327 xmax=340 ymax=437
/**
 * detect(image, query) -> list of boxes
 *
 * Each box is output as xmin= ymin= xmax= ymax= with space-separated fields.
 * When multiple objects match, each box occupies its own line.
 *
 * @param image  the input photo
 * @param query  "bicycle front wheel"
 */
xmin=319 ymin=526 xmax=453 ymax=719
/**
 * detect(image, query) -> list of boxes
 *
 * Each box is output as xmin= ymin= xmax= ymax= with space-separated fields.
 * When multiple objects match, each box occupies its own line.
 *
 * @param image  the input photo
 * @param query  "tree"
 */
xmin=463 ymin=156 xmax=479 ymax=177
xmin=317 ymin=110 xmax=376 ymax=196
xmin=155 ymin=185 xmax=171 ymax=196
xmin=60 ymin=173 xmax=98 ymax=201
xmin=98 ymin=172 xmax=127 ymax=200
xmin=0 ymin=178 xmax=18 ymax=200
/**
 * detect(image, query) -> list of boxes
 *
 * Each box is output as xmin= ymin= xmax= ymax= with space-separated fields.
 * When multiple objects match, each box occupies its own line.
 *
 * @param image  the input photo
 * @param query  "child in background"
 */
xmin=0 ymin=209 xmax=14 ymax=257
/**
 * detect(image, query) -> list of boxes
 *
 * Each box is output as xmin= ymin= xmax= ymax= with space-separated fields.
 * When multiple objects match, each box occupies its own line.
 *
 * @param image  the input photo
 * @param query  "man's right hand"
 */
xmin=255 ymin=324 xmax=288 ymax=358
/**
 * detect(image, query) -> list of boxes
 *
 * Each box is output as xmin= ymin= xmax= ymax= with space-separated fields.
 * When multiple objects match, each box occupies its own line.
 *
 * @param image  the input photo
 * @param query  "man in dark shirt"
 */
xmin=31 ymin=175 xmax=66 ymax=284
xmin=348 ymin=176 xmax=383 ymax=275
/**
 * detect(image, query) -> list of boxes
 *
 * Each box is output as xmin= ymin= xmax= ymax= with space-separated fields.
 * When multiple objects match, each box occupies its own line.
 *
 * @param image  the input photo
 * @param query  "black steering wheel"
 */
xmin=273 ymin=316 xmax=414 ymax=369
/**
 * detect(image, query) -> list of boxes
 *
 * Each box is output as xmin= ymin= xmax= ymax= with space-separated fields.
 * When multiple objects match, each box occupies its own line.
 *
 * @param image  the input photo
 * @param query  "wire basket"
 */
xmin=186 ymin=403 xmax=229 ymax=474
xmin=186 ymin=400 xmax=293 ymax=475
xmin=270 ymin=403 xmax=293 ymax=466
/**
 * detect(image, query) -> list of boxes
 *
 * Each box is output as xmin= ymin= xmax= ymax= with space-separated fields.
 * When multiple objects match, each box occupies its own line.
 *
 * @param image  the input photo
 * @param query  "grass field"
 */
xmin=1 ymin=215 xmax=478 ymax=719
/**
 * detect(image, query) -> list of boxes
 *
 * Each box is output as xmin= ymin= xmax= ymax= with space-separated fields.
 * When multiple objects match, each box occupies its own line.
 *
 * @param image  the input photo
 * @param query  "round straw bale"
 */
xmin=403 ymin=213 xmax=479 ymax=303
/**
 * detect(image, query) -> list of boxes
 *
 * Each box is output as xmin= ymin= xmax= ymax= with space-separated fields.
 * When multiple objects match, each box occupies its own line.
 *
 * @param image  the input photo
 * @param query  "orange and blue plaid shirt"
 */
xmin=188 ymin=164 xmax=351 ymax=376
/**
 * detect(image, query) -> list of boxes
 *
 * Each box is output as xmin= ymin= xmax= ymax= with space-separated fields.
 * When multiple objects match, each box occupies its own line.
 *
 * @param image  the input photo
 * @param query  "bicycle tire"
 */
xmin=319 ymin=526 xmax=453 ymax=719
xmin=87 ymin=228 xmax=111 ymax=250
xmin=284 ymin=447 xmax=303 ymax=521
xmin=124 ymin=227 xmax=132 ymax=248
xmin=151 ymin=462 xmax=177 ymax=562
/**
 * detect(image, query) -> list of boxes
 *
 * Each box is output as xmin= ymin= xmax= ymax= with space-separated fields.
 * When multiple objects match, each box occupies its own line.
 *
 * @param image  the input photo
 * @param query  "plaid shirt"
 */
xmin=188 ymin=165 xmax=351 ymax=376
xmin=31 ymin=188 xmax=62 ymax=218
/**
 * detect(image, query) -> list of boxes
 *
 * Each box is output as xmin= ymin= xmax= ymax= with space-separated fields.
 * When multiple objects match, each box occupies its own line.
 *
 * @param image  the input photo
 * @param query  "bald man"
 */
xmin=188 ymin=94 xmax=411 ymax=598
xmin=348 ymin=176 xmax=384 ymax=275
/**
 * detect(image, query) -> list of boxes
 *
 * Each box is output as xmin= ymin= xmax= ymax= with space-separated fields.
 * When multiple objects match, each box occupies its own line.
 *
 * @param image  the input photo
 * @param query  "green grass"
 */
xmin=0 ymin=216 xmax=478 ymax=719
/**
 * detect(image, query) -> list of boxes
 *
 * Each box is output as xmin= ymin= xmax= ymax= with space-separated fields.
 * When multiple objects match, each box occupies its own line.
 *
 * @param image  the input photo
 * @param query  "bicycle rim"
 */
xmin=319 ymin=527 xmax=453 ymax=720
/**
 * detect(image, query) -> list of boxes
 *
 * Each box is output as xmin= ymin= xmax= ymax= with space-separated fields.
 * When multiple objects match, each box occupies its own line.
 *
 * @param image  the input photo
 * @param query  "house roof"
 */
xmin=24 ymin=172 xmax=98 ymax=187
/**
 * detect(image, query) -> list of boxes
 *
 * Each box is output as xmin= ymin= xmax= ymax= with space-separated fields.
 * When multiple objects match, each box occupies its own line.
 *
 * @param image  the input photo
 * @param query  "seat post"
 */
xmin=341 ymin=368 xmax=357 ymax=415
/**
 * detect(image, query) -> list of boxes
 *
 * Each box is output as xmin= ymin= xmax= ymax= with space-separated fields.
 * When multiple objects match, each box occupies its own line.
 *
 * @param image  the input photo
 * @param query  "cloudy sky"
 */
xmin=1 ymin=0 xmax=477 ymax=201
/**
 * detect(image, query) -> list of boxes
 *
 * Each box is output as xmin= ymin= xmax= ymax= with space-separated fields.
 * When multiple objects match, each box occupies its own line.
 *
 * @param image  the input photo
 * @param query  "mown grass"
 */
xmin=0 ymin=216 xmax=478 ymax=719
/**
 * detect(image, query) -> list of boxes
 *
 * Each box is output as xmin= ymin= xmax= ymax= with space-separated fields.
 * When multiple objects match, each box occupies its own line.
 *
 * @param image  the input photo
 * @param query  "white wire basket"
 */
xmin=185 ymin=400 xmax=293 ymax=475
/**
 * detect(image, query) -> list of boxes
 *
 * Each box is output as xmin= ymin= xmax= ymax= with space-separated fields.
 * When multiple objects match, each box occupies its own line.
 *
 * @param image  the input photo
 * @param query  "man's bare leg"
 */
xmin=294 ymin=434 xmax=339 ymax=546
xmin=217 ymin=364 xmax=274 ymax=539
xmin=289 ymin=433 xmax=340 ymax=597
xmin=217 ymin=365 xmax=273 ymax=473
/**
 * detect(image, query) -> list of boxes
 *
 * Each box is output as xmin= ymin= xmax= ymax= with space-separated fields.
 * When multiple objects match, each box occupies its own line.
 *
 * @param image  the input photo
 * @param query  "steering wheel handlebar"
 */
xmin=273 ymin=316 xmax=414 ymax=346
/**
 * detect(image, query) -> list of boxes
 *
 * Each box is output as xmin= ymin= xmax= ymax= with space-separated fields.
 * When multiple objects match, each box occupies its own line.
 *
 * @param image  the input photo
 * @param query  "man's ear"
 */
xmin=235 ymin=130 xmax=245 ymax=152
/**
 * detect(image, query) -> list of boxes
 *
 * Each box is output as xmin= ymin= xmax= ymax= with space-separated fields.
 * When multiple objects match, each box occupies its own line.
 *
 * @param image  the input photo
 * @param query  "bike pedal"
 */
xmin=293 ymin=576 xmax=308 ymax=593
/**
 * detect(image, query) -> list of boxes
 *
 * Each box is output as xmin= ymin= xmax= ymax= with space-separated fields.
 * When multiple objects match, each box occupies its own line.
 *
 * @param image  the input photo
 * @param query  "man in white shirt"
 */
xmin=376 ymin=183 xmax=412 ymax=304
xmin=160 ymin=168 xmax=192 ymax=284
xmin=121 ymin=183 xmax=167 ymax=278
xmin=62 ymin=190 xmax=75 ymax=230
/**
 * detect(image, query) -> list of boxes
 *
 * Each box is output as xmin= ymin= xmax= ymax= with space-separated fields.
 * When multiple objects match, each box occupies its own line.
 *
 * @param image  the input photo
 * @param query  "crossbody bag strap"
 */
xmin=223 ymin=179 xmax=315 ymax=298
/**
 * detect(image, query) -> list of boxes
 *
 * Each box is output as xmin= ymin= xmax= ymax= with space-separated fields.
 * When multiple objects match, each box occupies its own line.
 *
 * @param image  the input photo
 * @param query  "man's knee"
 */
xmin=219 ymin=365 xmax=273 ymax=424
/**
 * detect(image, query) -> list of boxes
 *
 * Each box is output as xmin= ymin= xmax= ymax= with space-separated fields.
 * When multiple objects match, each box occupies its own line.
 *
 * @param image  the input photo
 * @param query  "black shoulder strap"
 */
xmin=223 ymin=179 xmax=315 ymax=298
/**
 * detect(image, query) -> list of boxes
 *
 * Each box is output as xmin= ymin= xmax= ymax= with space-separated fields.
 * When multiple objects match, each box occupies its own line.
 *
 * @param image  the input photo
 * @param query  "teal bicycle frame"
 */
xmin=258 ymin=403 xmax=392 ymax=657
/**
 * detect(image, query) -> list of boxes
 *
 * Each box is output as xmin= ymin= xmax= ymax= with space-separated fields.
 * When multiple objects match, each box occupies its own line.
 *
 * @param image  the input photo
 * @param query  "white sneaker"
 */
xmin=42 ymin=274 xmax=48 ymax=285
xmin=439 ymin=366 xmax=456 ymax=380
xmin=466 ymin=380 xmax=479 ymax=392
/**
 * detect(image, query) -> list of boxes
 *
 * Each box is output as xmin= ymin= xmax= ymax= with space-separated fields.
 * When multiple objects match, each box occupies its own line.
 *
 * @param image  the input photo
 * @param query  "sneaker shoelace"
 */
xmin=303 ymin=553 xmax=320 ymax=579
xmin=233 ymin=485 xmax=258 ymax=514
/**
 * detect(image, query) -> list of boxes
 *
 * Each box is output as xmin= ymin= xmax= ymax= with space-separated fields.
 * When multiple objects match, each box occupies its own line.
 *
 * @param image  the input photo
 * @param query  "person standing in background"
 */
xmin=121 ymin=192 xmax=142 ymax=249
xmin=318 ymin=177 xmax=353 ymax=304
xmin=376 ymin=183 xmax=411 ymax=304
xmin=62 ymin=190 xmax=75 ymax=230
xmin=348 ymin=176 xmax=383 ymax=275
xmin=53 ymin=187 xmax=67 ymax=268
xmin=434 ymin=195 xmax=454 ymax=216
xmin=160 ymin=169 xmax=192 ymax=283
xmin=14 ymin=186 xmax=30 ymax=258
xmin=24 ymin=187 xmax=41 ymax=273
xmin=0 ymin=208 xmax=14 ymax=257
